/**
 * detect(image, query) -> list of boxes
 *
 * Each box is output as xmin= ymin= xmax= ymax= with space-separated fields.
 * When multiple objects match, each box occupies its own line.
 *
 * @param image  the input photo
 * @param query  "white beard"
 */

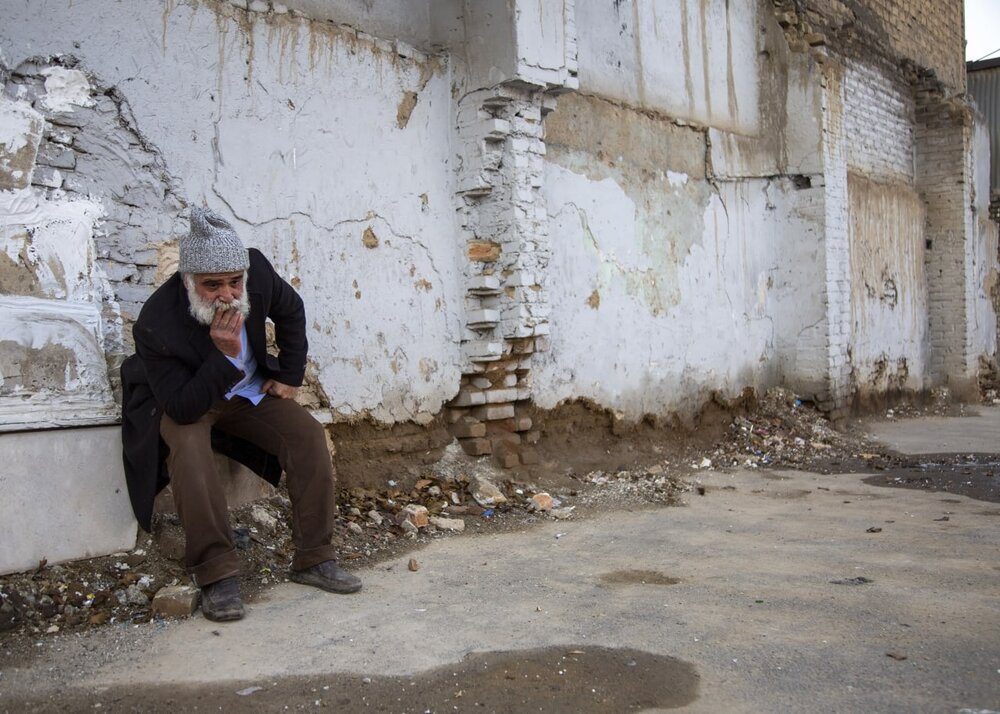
xmin=183 ymin=272 xmax=251 ymax=326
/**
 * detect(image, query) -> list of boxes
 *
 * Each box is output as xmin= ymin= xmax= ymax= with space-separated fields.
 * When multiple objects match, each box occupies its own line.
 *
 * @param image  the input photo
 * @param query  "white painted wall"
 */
xmin=280 ymin=0 xmax=434 ymax=50
xmin=535 ymin=157 xmax=824 ymax=419
xmin=846 ymin=175 xmax=929 ymax=394
xmin=1 ymin=0 xmax=465 ymax=423
xmin=970 ymin=118 xmax=998 ymax=361
xmin=574 ymin=0 xmax=760 ymax=133
xmin=514 ymin=0 xmax=575 ymax=87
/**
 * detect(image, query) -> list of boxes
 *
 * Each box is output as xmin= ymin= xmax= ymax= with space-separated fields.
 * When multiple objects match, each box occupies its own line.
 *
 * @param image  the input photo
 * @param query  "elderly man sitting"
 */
xmin=121 ymin=207 xmax=360 ymax=621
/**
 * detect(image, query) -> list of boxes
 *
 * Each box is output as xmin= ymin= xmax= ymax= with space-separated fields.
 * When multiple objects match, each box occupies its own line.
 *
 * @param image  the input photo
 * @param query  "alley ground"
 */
xmin=1 ymin=406 xmax=999 ymax=713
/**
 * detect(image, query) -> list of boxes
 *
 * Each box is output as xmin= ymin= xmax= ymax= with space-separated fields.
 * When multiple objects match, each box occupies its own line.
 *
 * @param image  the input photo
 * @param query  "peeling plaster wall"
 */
xmin=537 ymin=161 xmax=822 ymax=419
xmin=456 ymin=0 xmax=577 ymax=92
xmin=709 ymin=48 xmax=825 ymax=180
xmin=275 ymin=0 xmax=434 ymax=51
xmin=847 ymin=173 xmax=927 ymax=397
xmin=0 ymin=0 xmax=464 ymax=424
xmin=513 ymin=0 xmax=576 ymax=88
xmin=970 ymin=117 xmax=998 ymax=362
xmin=574 ymin=0 xmax=760 ymax=134
xmin=0 ymin=0 xmax=985 ymax=435
xmin=0 ymin=70 xmax=122 ymax=429
xmin=841 ymin=61 xmax=927 ymax=398
xmin=535 ymin=92 xmax=825 ymax=420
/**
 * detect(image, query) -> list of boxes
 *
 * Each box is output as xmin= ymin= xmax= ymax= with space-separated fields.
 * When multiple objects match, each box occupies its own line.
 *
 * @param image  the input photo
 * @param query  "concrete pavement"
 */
xmin=3 ymin=411 xmax=999 ymax=712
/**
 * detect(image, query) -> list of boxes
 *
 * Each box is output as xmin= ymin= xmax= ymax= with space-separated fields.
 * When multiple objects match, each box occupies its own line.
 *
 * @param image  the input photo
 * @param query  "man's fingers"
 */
xmin=213 ymin=307 xmax=243 ymax=332
xmin=260 ymin=379 xmax=296 ymax=399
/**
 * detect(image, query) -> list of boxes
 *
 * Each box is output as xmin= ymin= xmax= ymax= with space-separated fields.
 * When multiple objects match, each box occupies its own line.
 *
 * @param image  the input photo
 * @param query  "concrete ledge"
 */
xmin=0 ymin=426 xmax=136 ymax=575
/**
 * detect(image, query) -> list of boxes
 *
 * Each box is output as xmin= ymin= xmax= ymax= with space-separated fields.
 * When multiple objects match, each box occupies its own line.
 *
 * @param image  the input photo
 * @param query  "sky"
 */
xmin=966 ymin=0 xmax=1000 ymax=62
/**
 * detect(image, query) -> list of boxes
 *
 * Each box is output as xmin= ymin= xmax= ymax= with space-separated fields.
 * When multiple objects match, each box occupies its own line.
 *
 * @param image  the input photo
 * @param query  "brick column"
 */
xmin=447 ymin=86 xmax=555 ymax=466
xmin=818 ymin=62 xmax=853 ymax=414
xmin=915 ymin=86 xmax=979 ymax=396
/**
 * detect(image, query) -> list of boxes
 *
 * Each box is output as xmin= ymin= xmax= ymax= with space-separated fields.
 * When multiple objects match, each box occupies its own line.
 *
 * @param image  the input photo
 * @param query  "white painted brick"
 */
xmin=450 ymin=389 xmax=486 ymax=407
xmin=485 ymin=388 xmax=518 ymax=403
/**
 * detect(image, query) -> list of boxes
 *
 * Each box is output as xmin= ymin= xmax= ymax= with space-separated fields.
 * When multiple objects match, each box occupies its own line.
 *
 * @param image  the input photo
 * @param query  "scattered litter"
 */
xmin=830 ymin=577 xmax=873 ymax=586
xmin=237 ymin=686 xmax=263 ymax=696
xmin=232 ymin=527 xmax=252 ymax=550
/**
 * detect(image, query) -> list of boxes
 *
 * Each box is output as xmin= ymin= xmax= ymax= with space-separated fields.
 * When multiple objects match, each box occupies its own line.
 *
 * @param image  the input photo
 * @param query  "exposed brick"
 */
xmin=484 ymin=387 xmax=518 ymax=403
xmin=493 ymin=441 xmax=520 ymax=468
xmin=472 ymin=404 xmax=516 ymax=421
xmin=449 ymin=389 xmax=486 ymax=407
xmin=400 ymin=504 xmax=429 ymax=528
xmin=490 ymin=432 xmax=521 ymax=449
xmin=486 ymin=418 xmax=518 ymax=433
xmin=467 ymin=241 xmax=502 ymax=262
xmin=151 ymin=585 xmax=199 ymax=619
xmin=459 ymin=437 xmax=492 ymax=456
xmin=451 ymin=417 xmax=486 ymax=439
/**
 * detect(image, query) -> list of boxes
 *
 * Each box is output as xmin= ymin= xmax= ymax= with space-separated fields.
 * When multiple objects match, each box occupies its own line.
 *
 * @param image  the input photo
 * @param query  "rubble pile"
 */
xmin=710 ymin=388 xmax=856 ymax=470
xmin=0 ymin=465 xmax=673 ymax=639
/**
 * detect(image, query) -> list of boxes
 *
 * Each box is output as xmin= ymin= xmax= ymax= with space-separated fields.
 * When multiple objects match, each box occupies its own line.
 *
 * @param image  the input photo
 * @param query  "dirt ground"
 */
xmin=2 ymin=388 xmax=998 ymax=713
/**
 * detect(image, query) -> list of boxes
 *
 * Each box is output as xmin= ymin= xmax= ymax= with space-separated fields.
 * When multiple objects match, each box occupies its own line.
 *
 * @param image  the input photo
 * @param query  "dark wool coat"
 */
xmin=120 ymin=248 xmax=308 ymax=531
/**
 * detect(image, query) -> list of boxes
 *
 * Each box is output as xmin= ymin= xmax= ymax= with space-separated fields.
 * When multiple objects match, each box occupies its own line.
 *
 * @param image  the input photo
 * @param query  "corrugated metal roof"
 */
xmin=968 ymin=61 xmax=1000 ymax=192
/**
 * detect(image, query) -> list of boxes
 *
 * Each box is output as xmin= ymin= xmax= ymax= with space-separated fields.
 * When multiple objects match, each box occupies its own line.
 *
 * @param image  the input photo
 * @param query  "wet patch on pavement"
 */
xmin=829 ymin=489 xmax=894 ymax=499
xmin=860 ymin=453 xmax=1000 ymax=503
xmin=759 ymin=488 xmax=812 ymax=499
xmin=5 ymin=646 xmax=699 ymax=713
xmin=599 ymin=569 xmax=682 ymax=586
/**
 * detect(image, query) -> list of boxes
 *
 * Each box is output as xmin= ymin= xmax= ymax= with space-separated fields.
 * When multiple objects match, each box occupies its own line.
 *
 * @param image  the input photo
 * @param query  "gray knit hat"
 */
xmin=179 ymin=207 xmax=250 ymax=274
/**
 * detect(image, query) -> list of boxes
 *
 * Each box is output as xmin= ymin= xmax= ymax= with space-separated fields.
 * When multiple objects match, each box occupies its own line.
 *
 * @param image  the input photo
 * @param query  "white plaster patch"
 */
xmin=40 ymin=67 xmax=96 ymax=112
xmin=666 ymin=170 xmax=689 ymax=188
xmin=0 ymin=96 xmax=43 ymax=154
xmin=1 ymin=187 xmax=108 ymax=301
xmin=0 ymin=96 xmax=44 ymax=189
xmin=0 ymin=295 xmax=117 ymax=430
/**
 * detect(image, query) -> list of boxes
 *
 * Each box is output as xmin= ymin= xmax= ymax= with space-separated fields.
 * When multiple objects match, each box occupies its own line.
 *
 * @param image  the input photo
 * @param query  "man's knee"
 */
xmin=160 ymin=415 xmax=212 ymax=451
xmin=299 ymin=413 xmax=330 ymax=454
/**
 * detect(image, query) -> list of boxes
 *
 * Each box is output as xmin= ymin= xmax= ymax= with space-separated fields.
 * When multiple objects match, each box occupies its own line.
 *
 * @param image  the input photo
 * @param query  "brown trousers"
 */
xmin=159 ymin=396 xmax=339 ymax=587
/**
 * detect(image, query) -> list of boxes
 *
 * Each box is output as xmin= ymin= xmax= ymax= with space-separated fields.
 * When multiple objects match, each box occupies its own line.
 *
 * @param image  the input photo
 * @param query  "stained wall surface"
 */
xmin=534 ymin=88 xmax=827 ymax=418
xmin=574 ymin=0 xmax=760 ymax=133
xmin=0 ymin=0 xmax=464 ymax=426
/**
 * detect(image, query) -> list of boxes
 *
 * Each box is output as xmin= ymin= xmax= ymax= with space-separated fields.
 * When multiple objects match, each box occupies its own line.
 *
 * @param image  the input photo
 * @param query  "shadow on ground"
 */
xmin=6 ymin=646 xmax=699 ymax=713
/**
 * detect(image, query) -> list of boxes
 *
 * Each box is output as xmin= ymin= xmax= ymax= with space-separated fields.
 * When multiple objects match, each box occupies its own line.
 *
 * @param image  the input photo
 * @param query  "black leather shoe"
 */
xmin=200 ymin=576 xmax=245 ymax=621
xmin=290 ymin=560 xmax=362 ymax=594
